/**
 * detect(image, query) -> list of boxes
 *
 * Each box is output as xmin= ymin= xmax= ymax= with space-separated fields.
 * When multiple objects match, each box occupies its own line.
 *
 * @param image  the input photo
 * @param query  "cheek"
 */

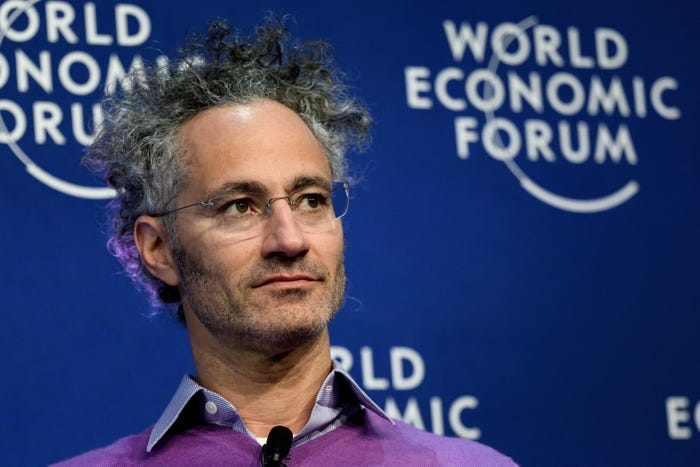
xmin=203 ymin=231 xmax=262 ymax=260
xmin=325 ymin=230 xmax=346 ymax=271
xmin=183 ymin=238 xmax=261 ymax=287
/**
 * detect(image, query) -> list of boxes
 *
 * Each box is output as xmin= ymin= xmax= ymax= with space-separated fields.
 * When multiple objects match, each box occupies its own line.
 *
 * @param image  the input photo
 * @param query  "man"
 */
xmin=58 ymin=18 xmax=516 ymax=465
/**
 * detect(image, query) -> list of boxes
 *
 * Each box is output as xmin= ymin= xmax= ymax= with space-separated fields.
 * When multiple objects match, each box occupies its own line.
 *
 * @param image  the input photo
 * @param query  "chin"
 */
xmin=247 ymin=322 xmax=329 ymax=355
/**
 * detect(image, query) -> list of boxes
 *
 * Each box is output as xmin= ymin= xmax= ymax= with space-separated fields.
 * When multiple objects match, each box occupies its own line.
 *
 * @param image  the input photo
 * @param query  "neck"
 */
xmin=186 ymin=317 xmax=332 ymax=437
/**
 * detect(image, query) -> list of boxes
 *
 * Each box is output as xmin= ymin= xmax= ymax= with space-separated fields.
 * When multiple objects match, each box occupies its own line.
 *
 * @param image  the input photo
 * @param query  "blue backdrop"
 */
xmin=1 ymin=0 xmax=698 ymax=465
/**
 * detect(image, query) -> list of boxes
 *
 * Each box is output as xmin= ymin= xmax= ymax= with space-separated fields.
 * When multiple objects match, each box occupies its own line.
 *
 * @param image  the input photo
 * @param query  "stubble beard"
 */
xmin=172 ymin=241 xmax=345 ymax=355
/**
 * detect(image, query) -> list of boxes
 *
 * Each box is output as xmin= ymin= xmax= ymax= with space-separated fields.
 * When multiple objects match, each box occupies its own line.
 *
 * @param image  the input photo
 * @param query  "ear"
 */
xmin=134 ymin=215 xmax=181 ymax=287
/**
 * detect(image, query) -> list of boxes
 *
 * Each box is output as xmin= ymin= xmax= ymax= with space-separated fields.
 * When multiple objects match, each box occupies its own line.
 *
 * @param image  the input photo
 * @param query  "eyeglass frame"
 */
xmin=147 ymin=180 xmax=350 ymax=226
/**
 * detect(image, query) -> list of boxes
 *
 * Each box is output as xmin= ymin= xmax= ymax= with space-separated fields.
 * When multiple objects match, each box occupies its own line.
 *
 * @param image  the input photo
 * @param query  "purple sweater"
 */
xmin=56 ymin=409 xmax=516 ymax=466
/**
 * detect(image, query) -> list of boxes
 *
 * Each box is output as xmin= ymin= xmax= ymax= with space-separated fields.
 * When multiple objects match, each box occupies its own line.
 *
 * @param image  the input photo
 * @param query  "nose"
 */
xmin=260 ymin=198 xmax=310 ymax=259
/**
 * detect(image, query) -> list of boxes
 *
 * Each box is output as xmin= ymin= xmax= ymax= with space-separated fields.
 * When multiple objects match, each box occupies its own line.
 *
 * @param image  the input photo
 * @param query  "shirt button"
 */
xmin=205 ymin=401 xmax=218 ymax=415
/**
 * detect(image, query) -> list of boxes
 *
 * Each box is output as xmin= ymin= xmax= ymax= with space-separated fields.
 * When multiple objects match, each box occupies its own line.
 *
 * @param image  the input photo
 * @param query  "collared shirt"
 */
xmin=147 ymin=360 xmax=393 ymax=452
xmin=55 ymin=362 xmax=518 ymax=465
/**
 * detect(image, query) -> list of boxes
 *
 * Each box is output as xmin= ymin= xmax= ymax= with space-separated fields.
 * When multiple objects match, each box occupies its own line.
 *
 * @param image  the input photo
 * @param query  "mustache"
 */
xmin=243 ymin=257 xmax=331 ymax=287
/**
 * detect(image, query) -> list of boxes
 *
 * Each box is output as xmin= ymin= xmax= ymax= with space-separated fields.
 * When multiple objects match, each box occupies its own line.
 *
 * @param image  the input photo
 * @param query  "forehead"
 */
xmin=178 ymin=100 xmax=332 ymax=196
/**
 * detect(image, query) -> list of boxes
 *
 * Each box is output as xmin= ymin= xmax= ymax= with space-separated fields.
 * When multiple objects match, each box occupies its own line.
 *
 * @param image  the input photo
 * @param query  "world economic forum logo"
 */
xmin=0 ymin=0 xmax=157 ymax=199
xmin=404 ymin=16 xmax=681 ymax=213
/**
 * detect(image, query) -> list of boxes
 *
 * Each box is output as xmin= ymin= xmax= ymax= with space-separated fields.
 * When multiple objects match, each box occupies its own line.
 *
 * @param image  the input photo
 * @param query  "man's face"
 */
xmin=169 ymin=100 xmax=345 ymax=354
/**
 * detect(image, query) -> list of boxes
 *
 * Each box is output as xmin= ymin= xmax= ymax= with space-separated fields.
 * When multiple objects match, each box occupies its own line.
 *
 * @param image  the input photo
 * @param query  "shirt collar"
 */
xmin=146 ymin=360 xmax=392 ymax=452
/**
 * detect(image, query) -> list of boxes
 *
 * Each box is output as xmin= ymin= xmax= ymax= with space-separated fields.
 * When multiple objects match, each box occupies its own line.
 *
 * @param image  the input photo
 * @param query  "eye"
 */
xmin=295 ymin=193 xmax=330 ymax=216
xmin=218 ymin=197 xmax=257 ymax=217
xmin=232 ymin=200 xmax=251 ymax=214
xmin=303 ymin=194 xmax=321 ymax=209
xmin=297 ymin=193 xmax=328 ymax=211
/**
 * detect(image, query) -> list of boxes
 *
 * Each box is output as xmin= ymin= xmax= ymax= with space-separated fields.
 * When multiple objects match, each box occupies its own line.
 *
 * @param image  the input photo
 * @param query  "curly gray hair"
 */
xmin=84 ymin=18 xmax=371 ymax=317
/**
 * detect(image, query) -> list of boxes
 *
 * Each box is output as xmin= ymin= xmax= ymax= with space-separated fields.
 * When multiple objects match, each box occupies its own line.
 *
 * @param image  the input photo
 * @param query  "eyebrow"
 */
xmin=205 ymin=181 xmax=266 ymax=200
xmin=287 ymin=176 xmax=332 ymax=193
xmin=205 ymin=175 xmax=332 ymax=200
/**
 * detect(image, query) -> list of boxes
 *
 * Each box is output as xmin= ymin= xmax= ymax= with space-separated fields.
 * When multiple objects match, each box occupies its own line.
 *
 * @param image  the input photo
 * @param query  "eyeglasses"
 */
xmin=150 ymin=181 xmax=349 ymax=239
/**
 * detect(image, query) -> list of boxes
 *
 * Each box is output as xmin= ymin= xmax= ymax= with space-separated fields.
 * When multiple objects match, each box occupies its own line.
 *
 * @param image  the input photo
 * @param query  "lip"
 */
xmin=253 ymin=274 xmax=318 ymax=288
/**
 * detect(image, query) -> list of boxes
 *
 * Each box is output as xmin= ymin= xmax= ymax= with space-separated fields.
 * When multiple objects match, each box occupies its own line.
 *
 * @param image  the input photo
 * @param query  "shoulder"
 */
xmin=364 ymin=411 xmax=517 ymax=466
xmin=51 ymin=428 xmax=152 ymax=466
xmin=52 ymin=424 xmax=260 ymax=466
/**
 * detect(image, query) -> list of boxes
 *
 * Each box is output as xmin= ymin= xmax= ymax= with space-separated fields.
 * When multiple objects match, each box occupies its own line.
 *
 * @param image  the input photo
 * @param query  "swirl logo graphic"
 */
xmin=483 ymin=16 xmax=637 ymax=213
